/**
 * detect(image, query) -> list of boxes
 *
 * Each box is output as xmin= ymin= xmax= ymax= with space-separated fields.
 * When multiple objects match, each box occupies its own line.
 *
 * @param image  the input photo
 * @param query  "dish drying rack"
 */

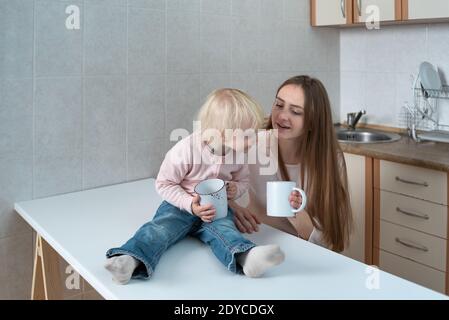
xmin=414 ymin=85 xmax=449 ymax=99
xmin=399 ymin=75 xmax=449 ymax=143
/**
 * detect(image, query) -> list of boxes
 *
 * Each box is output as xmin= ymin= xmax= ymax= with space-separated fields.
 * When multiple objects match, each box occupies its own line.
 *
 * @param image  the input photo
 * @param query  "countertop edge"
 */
xmin=340 ymin=143 xmax=449 ymax=172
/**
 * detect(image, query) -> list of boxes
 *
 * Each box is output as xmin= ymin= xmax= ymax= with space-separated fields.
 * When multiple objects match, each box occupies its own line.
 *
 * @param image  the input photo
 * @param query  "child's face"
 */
xmin=223 ymin=125 xmax=256 ymax=154
xmin=271 ymin=84 xmax=305 ymax=140
xmin=229 ymin=134 xmax=254 ymax=153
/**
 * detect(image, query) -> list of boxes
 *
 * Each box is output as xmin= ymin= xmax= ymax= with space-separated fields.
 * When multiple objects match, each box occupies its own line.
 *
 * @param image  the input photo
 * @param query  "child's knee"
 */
xmin=210 ymin=216 xmax=235 ymax=229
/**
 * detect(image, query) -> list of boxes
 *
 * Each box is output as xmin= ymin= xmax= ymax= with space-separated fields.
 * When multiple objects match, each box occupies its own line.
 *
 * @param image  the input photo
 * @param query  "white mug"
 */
xmin=267 ymin=181 xmax=307 ymax=217
xmin=194 ymin=179 xmax=228 ymax=220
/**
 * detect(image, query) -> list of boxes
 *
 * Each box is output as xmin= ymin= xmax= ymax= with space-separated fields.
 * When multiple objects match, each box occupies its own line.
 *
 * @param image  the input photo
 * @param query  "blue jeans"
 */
xmin=106 ymin=201 xmax=256 ymax=279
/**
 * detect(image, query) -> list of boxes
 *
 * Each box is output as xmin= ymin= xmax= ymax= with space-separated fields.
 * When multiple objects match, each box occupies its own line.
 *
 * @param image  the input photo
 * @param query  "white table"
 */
xmin=15 ymin=178 xmax=448 ymax=300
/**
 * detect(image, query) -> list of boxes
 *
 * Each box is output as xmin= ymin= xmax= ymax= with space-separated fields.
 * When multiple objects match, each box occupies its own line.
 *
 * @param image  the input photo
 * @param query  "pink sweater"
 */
xmin=155 ymin=132 xmax=249 ymax=214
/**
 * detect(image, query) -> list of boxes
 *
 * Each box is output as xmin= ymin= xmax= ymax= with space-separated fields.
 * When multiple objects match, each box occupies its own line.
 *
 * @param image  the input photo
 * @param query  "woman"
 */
xmin=229 ymin=75 xmax=352 ymax=252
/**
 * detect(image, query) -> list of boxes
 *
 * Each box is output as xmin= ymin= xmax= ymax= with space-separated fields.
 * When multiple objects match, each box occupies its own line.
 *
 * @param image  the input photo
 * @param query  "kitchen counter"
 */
xmin=14 ymin=178 xmax=448 ymax=299
xmin=340 ymin=134 xmax=449 ymax=172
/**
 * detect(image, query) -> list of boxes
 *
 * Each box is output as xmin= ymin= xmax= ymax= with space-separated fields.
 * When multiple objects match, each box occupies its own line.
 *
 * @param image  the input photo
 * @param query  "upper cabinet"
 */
xmin=354 ymin=0 xmax=401 ymax=23
xmin=311 ymin=0 xmax=449 ymax=27
xmin=311 ymin=0 xmax=353 ymax=26
xmin=404 ymin=0 xmax=449 ymax=21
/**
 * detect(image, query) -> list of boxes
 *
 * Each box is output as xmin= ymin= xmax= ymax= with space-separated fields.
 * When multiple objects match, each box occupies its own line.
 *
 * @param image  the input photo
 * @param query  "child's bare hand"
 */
xmin=289 ymin=190 xmax=303 ymax=210
xmin=226 ymin=182 xmax=237 ymax=200
xmin=191 ymin=195 xmax=216 ymax=223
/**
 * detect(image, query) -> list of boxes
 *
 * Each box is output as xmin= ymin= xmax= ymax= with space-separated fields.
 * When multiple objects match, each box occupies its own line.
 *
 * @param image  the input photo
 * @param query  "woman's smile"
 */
xmin=274 ymin=122 xmax=292 ymax=135
xmin=275 ymin=122 xmax=291 ymax=130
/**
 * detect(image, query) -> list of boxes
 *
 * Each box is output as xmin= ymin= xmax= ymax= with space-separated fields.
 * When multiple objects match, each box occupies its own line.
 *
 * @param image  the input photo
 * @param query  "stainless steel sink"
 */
xmin=336 ymin=129 xmax=401 ymax=144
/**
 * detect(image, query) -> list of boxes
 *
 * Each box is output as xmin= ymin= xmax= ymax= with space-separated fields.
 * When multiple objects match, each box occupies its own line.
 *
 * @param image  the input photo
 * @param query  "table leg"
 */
xmin=31 ymin=235 xmax=46 ymax=300
xmin=31 ymin=234 xmax=63 ymax=300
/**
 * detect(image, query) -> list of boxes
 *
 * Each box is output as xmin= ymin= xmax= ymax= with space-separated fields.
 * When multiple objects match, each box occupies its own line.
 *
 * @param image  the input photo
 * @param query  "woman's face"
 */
xmin=271 ymin=84 xmax=305 ymax=140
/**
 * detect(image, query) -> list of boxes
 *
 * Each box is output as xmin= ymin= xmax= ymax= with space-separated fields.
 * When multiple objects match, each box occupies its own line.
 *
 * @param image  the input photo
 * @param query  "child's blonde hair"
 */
xmin=196 ymin=88 xmax=265 ymax=132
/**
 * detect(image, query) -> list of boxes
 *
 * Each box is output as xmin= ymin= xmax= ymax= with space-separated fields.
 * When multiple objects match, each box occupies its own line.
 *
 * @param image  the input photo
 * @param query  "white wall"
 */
xmin=340 ymin=23 xmax=449 ymax=130
xmin=0 ymin=0 xmax=340 ymax=299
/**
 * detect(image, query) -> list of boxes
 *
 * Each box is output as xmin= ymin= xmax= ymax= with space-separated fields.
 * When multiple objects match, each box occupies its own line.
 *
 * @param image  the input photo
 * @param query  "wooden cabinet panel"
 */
xmin=342 ymin=153 xmax=367 ymax=262
xmin=380 ymin=250 xmax=446 ymax=294
xmin=354 ymin=0 xmax=401 ymax=23
xmin=405 ymin=0 xmax=449 ymax=20
xmin=380 ymin=160 xmax=447 ymax=205
xmin=380 ymin=220 xmax=447 ymax=272
xmin=380 ymin=190 xmax=447 ymax=239
xmin=311 ymin=0 xmax=352 ymax=26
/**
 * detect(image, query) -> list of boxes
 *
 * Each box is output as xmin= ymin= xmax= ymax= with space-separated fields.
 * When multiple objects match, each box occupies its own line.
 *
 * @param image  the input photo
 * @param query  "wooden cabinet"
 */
xmin=311 ymin=0 xmax=353 ymax=26
xmin=353 ymin=0 xmax=402 ymax=23
xmin=342 ymin=153 xmax=373 ymax=263
xmin=342 ymin=153 xmax=449 ymax=294
xmin=403 ymin=0 xmax=449 ymax=21
xmin=373 ymin=159 xmax=449 ymax=294
xmin=311 ymin=0 xmax=449 ymax=26
xmin=311 ymin=0 xmax=400 ymax=26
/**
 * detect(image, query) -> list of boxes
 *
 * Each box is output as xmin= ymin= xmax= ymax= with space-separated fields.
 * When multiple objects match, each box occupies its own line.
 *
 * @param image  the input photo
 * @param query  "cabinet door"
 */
xmin=311 ymin=0 xmax=353 ymax=26
xmin=404 ymin=0 xmax=449 ymax=20
xmin=342 ymin=153 xmax=366 ymax=262
xmin=354 ymin=0 xmax=402 ymax=23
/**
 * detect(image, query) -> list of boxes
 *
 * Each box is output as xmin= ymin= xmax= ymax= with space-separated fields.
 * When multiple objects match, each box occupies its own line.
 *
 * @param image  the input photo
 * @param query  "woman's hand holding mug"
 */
xmin=289 ymin=190 xmax=304 ymax=211
xmin=267 ymin=181 xmax=307 ymax=217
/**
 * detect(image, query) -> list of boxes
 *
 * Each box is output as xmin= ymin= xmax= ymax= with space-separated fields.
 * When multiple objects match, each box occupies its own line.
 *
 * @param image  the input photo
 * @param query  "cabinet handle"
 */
xmin=340 ymin=0 xmax=346 ymax=18
xmin=357 ymin=0 xmax=362 ymax=17
xmin=395 ymin=176 xmax=429 ymax=187
xmin=396 ymin=207 xmax=430 ymax=220
xmin=395 ymin=237 xmax=429 ymax=252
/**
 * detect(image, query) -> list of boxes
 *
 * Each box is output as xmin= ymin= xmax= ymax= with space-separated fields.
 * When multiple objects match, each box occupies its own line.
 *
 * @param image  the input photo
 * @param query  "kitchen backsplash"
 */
xmin=340 ymin=23 xmax=449 ymax=131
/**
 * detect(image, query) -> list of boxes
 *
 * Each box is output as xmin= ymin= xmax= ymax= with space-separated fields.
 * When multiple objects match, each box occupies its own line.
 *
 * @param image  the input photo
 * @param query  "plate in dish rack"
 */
xmin=419 ymin=62 xmax=442 ymax=92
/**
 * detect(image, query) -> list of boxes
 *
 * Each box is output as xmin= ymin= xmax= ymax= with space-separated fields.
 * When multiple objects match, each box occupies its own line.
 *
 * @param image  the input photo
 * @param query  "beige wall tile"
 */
xmin=0 ymin=233 xmax=33 ymax=299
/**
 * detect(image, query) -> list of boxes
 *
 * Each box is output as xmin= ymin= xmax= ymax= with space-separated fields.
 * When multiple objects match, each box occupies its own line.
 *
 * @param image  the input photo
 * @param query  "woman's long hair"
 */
xmin=267 ymin=75 xmax=353 ymax=252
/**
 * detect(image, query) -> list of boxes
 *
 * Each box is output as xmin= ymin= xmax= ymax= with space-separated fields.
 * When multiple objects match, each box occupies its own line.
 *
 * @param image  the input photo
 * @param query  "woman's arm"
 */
xmin=286 ymin=212 xmax=314 ymax=240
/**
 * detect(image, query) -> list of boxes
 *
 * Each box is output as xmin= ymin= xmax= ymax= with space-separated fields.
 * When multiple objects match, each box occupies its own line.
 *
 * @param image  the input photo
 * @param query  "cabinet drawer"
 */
xmin=380 ymin=191 xmax=447 ymax=238
xmin=380 ymin=220 xmax=447 ymax=272
xmin=379 ymin=160 xmax=447 ymax=205
xmin=379 ymin=250 xmax=446 ymax=294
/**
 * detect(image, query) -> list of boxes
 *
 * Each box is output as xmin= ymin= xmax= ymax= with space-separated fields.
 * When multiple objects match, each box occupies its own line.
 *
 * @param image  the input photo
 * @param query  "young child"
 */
xmin=105 ymin=89 xmax=285 ymax=284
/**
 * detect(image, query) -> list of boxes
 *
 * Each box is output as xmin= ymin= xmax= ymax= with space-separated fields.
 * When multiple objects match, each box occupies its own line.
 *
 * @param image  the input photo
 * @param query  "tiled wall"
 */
xmin=340 ymin=23 xmax=449 ymax=129
xmin=0 ymin=0 xmax=339 ymax=299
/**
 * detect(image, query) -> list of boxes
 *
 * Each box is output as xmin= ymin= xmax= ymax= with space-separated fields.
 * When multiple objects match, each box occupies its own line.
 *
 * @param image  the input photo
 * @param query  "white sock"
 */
xmin=104 ymin=255 xmax=140 ymax=285
xmin=237 ymin=245 xmax=285 ymax=278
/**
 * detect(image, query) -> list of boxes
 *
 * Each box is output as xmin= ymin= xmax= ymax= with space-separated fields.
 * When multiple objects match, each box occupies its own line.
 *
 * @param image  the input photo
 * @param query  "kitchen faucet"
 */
xmin=347 ymin=110 xmax=366 ymax=130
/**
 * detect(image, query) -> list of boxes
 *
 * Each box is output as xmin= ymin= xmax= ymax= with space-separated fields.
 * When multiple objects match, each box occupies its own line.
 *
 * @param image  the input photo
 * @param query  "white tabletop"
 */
xmin=15 ymin=178 xmax=448 ymax=300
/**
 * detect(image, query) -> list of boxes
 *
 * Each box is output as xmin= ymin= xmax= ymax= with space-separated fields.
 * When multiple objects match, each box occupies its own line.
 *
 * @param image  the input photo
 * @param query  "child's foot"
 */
xmin=238 ymin=245 xmax=285 ymax=278
xmin=104 ymin=255 xmax=139 ymax=285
